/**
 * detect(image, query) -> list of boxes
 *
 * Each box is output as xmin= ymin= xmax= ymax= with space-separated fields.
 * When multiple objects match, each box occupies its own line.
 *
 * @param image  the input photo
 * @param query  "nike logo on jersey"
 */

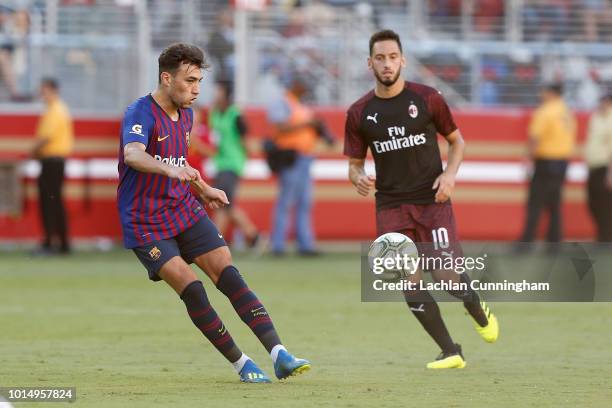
xmin=157 ymin=134 xmax=170 ymax=142
xmin=367 ymin=113 xmax=378 ymax=124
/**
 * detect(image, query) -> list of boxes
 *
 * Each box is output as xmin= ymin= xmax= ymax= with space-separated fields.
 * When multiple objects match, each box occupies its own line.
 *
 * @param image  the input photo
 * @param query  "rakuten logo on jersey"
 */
xmin=373 ymin=127 xmax=426 ymax=154
xmin=154 ymin=154 xmax=187 ymax=167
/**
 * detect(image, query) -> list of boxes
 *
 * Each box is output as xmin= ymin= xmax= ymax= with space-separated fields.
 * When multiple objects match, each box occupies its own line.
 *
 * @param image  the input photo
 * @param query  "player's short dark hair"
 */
xmin=369 ymin=30 xmax=402 ymax=56
xmin=216 ymin=79 xmax=234 ymax=99
xmin=543 ymin=82 xmax=563 ymax=95
xmin=158 ymin=43 xmax=209 ymax=83
xmin=40 ymin=77 xmax=59 ymax=91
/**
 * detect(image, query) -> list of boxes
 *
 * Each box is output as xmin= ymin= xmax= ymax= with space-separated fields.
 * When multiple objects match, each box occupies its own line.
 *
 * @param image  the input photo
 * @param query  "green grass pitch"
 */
xmin=1 ymin=250 xmax=611 ymax=407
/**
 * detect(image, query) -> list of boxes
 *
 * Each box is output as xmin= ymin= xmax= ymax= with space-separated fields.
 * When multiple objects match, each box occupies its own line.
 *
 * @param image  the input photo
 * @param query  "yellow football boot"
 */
xmin=426 ymin=344 xmax=466 ymax=369
xmin=473 ymin=301 xmax=499 ymax=343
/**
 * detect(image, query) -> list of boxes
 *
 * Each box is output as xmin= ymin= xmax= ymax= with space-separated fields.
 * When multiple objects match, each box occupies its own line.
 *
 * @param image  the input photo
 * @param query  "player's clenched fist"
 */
xmin=354 ymin=174 xmax=376 ymax=196
xmin=167 ymin=165 xmax=200 ymax=182
xmin=432 ymin=171 xmax=455 ymax=203
xmin=200 ymin=185 xmax=230 ymax=209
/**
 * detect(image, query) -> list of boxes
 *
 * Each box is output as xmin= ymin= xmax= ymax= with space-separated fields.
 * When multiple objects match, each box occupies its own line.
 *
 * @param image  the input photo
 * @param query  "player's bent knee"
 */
xmin=192 ymin=246 xmax=233 ymax=284
xmin=158 ymin=256 xmax=199 ymax=295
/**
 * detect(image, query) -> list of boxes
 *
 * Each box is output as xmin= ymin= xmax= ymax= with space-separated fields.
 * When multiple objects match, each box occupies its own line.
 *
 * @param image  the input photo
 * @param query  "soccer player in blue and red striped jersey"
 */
xmin=117 ymin=43 xmax=310 ymax=383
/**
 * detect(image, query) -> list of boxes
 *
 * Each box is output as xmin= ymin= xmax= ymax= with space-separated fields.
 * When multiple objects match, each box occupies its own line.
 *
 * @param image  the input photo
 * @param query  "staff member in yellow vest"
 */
xmin=519 ymin=83 xmax=576 ymax=244
xmin=267 ymin=77 xmax=322 ymax=256
xmin=584 ymin=93 xmax=612 ymax=243
xmin=32 ymin=78 xmax=74 ymax=255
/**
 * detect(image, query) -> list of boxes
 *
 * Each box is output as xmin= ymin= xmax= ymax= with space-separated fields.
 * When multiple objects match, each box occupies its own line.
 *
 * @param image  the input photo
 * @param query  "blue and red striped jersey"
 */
xmin=117 ymin=94 xmax=205 ymax=248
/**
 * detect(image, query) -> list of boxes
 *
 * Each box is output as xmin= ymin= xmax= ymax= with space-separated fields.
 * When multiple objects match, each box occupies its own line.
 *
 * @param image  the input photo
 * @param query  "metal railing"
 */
xmin=235 ymin=1 xmax=612 ymax=109
xmin=0 ymin=0 xmax=611 ymax=113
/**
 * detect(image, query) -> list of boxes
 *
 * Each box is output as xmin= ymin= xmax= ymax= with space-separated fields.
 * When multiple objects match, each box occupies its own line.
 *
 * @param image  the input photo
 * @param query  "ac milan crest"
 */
xmin=408 ymin=103 xmax=418 ymax=118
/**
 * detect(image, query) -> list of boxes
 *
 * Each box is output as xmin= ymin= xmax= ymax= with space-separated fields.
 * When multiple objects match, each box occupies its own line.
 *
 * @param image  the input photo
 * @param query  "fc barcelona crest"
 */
xmin=149 ymin=246 xmax=161 ymax=261
xmin=408 ymin=103 xmax=418 ymax=118
xmin=186 ymin=131 xmax=190 ymax=147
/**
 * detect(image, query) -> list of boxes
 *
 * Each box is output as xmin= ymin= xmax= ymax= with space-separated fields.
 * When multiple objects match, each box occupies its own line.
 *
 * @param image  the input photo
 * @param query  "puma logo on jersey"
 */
xmin=410 ymin=303 xmax=425 ymax=313
xmin=367 ymin=113 xmax=378 ymax=123
xmin=157 ymin=134 xmax=170 ymax=142
xmin=373 ymin=132 xmax=426 ymax=154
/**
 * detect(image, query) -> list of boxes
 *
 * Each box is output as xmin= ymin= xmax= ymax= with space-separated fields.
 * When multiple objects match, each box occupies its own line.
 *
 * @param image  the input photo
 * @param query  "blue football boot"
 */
xmin=273 ymin=350 xmax=311 ymax=380
xmin=239 ymin=359 xmax=272 ymax=383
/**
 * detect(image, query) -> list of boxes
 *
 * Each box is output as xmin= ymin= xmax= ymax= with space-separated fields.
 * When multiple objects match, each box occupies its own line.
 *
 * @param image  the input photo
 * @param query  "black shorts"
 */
xmin=214 ymin=170 xmax=239 ymax=208
xmin=132 ymin=215 xmax=226 ymax=281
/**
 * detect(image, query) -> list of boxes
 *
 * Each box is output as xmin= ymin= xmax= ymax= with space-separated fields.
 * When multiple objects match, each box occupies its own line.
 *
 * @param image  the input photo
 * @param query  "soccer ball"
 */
xmin=368 ymin=232 xmax=418 ymax=280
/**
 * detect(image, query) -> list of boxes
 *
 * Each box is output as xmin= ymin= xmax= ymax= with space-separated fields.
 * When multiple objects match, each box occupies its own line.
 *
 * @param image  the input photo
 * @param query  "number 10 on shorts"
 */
xmin=432 ymin=227 xmax=449 ymax=250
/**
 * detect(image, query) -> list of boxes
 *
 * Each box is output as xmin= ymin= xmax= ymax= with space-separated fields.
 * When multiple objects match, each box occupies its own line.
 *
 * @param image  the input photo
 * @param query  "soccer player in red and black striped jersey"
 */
xmin=344 ymin=30 xmax=499 ymax=369
xmin=117 ymin=43 xmax=310 ymax=383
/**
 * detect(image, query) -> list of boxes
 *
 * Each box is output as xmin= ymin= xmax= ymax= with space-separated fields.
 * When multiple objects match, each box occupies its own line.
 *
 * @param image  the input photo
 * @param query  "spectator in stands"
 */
xmin=427 ymin=0 xmax=461 ymax=35
xmin=472 ymin=0 xmax=504 ymax=37
xmin=374 ymin=0 xmax=409 ymax=36
xmin=209 ymin=80 xmax=262 ymax=249
xmin=206 ymin=8 xmax=235 ymax=82
xmin=303 ymin=0 xmax=336 ymax=33
xmin=522 ymin=0 xmax=570 ymax=42
xmin=428 ymin=0 xmax=461 ymax=20
xmin=267 ymin=76 xmax=334 ymax=256
xmin=479 ymin=58 xmax=506 ymax=105
xmin=582 ymin=0 xmax=609 ymax=41
xmin=518 ymin=83 xmax=576 ymax=244
xmin=32 ymin=78 xmax=74 ymax=255
xmin=0 ymin=7 xmax=30 ymax=101
xmin=584 ymin=93 xmax=612 ymax=243
xmin=283 ymin=6 xmax=307 ymax=38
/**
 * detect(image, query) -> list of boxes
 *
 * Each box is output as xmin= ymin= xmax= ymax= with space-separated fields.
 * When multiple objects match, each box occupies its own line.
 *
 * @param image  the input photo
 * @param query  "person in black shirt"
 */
xmin=344 ymin=30 xmax=499 ymax=369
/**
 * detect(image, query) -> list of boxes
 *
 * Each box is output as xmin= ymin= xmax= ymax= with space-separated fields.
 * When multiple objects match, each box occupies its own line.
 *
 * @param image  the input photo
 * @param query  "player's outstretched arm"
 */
xmin=124 ymin=142 xmax=199 ymax=182
xmin=348 ymin=157 xmax=376 ymax=196
xmin=433 ymin=129 xmax=465 ymax=203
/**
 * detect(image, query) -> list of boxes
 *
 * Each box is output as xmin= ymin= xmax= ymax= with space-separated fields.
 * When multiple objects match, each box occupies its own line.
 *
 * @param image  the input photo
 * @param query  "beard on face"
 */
xmin=374 ymin=68 xmax=401 ymax=87
xmin=170 ymin=90 xmax=191 ymax=109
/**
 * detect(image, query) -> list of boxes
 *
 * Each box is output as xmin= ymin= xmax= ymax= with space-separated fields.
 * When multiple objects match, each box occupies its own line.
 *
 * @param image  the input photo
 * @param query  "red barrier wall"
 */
xmin=0 ymin=109 xmax=596 ymax=242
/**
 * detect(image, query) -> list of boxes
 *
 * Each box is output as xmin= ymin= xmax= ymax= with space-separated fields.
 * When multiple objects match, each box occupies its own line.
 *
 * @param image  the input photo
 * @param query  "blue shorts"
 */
xmin=132 ymin=216 xmax=226 ymax=282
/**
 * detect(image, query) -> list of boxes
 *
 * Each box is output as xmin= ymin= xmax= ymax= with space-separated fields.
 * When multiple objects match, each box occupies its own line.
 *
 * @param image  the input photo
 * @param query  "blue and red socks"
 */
xmin=216 ymin=265 xmax=282 ymax=353
xmin=180 ymin=280 xmax=242 ymax=363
